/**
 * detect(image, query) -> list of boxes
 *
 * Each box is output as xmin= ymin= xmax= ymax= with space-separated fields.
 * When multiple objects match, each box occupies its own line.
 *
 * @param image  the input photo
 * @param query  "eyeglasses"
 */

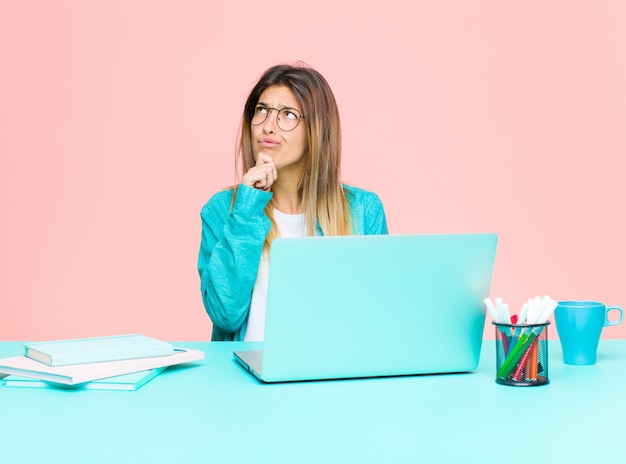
xmin=249 ymin=104 xmax=305 ymax=132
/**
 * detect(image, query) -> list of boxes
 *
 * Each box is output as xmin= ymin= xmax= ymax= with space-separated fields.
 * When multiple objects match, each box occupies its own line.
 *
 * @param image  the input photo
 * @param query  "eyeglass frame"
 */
xmin=247 ymin=104 xmax=306 ymax=132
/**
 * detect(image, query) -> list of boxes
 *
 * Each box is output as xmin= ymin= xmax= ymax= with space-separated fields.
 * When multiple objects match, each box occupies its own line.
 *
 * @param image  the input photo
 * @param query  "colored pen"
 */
xmin=484 ymin=297 xmax=499 ymax=323
xmin=518 ymin=302 xmax=530 ymax=325
xmin=528 ymin=340 xmax=539 ymax=380
xmin=537 ymin=298 xmax=558 ymax=324
xmin=512 ymin=340 xmax=534 ymax=381
xmin=495 ymin=298 xmax=510 ymax=325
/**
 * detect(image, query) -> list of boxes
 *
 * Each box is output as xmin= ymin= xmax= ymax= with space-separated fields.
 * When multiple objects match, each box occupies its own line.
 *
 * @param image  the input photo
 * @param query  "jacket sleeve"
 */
xmin=363 ymin=192 xmax=389 ymax=235
xmin=345 ymin=186 xmax=389 ymax=235
xmin=197 ymin=185 xmax=272 ymax=340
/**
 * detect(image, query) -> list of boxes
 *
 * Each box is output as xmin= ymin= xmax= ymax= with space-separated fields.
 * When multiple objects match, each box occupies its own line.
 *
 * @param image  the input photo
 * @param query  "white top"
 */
xmin=244 ymin=209 xmax=307 ymax=342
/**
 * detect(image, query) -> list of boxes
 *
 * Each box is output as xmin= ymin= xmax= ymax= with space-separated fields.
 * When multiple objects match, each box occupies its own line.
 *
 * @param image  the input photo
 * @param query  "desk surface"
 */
xmin=1 ymin=340 xmax=624 ymax=463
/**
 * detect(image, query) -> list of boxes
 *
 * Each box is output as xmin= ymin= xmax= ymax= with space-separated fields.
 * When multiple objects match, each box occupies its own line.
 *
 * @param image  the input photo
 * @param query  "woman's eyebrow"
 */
xmin=257 ymin=101 xmax=298 ymax=110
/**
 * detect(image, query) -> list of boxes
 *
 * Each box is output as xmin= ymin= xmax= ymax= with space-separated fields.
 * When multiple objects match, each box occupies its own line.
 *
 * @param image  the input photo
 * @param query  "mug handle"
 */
xmin=605 ymin=306 xmax=624 ymax=326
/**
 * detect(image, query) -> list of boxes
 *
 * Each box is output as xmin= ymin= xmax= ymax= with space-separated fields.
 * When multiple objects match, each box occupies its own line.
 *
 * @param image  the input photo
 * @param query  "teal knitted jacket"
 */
xmin=198 ymin=184 xmax=388 ymax=341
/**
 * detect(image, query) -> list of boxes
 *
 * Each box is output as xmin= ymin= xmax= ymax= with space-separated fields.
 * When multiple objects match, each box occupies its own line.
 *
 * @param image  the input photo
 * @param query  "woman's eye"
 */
xmin=255 ymin=106 xmax=268 ymax=114
xmin=283 ymin=110 xmax=297 ymax=120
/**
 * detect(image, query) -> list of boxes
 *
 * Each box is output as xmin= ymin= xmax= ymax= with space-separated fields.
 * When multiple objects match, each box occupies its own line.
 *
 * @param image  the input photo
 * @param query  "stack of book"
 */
xmin=0 ymin=334 xmax=204 ymax=391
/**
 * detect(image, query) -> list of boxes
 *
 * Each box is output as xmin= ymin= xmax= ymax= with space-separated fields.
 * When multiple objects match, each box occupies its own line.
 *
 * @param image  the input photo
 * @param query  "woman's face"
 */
xmin=251 ymin=85 xmax=308 ymax=176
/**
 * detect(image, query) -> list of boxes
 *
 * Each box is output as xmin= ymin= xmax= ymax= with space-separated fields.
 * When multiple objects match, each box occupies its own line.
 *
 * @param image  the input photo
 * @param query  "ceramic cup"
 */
xmin=554 ymin=301 xmax=623 ymax=365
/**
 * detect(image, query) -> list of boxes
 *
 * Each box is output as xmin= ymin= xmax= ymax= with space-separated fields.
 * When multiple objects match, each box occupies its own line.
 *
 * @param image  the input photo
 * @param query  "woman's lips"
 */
xmin=258 ymin=138 xmax=280 ymax=148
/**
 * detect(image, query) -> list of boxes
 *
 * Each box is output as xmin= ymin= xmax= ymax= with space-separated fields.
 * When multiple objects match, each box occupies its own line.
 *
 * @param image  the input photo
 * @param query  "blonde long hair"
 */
xmin=235 ymin=64 xmax=352 ymax=248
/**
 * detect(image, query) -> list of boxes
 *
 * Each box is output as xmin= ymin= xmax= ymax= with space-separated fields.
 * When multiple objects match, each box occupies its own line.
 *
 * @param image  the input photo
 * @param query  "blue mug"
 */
xmin=554 ymin=301 xmax=623 ymax=365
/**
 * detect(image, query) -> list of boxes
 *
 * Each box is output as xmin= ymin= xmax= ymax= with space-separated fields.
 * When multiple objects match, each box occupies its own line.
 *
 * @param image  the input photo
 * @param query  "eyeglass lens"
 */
xmin=250 ymin=105 xmax=302 ymax=131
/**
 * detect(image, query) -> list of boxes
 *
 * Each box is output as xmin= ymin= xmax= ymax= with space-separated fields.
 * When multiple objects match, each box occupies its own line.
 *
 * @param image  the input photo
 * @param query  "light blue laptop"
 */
xmin=234 ymin=233 xmax=498 ymax=382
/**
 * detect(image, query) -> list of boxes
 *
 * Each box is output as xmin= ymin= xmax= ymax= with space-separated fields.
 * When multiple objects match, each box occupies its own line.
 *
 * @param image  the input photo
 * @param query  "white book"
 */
xmin=0 ymin=348 xmax=204 ymax=385
xmin=2 ymin=367 xmax=167 ymax=391
xmin=24 ymin=334 xmax=174 ymax=366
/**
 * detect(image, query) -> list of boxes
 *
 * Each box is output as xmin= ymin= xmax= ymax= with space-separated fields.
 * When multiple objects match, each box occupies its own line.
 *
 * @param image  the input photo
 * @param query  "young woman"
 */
xmin=198 ymin=63 xmax=388 ymax=341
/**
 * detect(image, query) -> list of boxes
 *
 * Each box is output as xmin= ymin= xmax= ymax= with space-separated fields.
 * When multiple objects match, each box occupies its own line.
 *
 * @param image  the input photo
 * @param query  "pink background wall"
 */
xmin=1 ymin=1 xmax=625 ymax=341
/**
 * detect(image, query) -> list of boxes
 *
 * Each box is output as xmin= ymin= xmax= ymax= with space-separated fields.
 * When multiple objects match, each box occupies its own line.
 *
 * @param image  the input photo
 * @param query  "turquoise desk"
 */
xmin=1 ymin=340 xmax=624 ymax=463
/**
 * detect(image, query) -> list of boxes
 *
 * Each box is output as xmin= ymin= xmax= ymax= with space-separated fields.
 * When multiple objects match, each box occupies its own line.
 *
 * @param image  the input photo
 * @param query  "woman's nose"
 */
xmin=263 ymin=108 xmax=277 ymax=133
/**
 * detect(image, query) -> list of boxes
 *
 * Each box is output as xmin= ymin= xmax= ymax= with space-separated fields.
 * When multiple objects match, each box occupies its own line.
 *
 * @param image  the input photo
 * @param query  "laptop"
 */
xmin=234 ymin=233 xmax=498 ymax=382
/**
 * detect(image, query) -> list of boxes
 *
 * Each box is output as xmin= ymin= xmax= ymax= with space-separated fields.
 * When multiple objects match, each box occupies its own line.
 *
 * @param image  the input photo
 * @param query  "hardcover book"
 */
xmin=24 ymin=334 xmax=174 ymax=366
xmin=2 ymin=367 xmax=167 ymax=391
xmin=0 ymin=348 xmax=204 ymax=385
